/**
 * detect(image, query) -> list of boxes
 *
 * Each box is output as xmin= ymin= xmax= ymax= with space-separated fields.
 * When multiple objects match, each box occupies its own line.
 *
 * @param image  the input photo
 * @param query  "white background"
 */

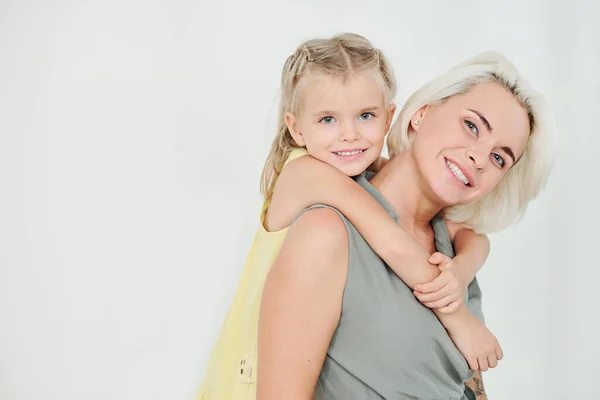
xmin=1 ymin=0 xmax=599 ymax=399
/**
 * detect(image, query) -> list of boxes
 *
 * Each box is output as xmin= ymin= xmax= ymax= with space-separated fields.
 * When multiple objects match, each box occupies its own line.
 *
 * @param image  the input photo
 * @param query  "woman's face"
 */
xmin=411 ymin=82 xmax=530 ymax=206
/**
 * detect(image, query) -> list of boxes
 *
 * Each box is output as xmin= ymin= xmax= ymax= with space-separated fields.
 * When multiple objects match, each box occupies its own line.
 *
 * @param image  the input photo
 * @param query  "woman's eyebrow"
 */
xmin=467 ymin=108 xmax=493 ymax=133
xmin=467 ymin=108 xmax=516 ymax=164
xmin=502 ymin=146 xmax=516 ymax=164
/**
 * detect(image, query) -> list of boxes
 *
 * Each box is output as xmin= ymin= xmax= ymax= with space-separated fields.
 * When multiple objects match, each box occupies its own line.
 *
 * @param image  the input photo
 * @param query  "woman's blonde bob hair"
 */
xmin=387 ymin=51 xmax=556 ymax=233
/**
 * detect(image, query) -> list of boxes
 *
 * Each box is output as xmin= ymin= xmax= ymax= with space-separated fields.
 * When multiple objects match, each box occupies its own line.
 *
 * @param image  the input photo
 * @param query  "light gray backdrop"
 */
xmin=1 ymin=0 xmax=598 ymax=399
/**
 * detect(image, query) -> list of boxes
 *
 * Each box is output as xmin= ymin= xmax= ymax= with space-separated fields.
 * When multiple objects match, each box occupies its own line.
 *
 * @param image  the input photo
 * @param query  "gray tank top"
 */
xmin=298 ymin=173 xmax=484 ymax=400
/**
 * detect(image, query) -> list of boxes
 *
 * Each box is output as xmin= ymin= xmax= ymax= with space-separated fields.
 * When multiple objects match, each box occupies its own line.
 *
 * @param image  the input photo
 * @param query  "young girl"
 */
xmin=198 ymin=33 xmax=497 ymax=400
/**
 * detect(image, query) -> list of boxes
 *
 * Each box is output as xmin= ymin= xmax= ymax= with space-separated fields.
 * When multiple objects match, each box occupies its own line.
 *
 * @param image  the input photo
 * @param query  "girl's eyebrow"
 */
xmin=313 ymin=105 xmax=382 ymax=117
xmin=313 ymin=110 xmax=336 ymax=117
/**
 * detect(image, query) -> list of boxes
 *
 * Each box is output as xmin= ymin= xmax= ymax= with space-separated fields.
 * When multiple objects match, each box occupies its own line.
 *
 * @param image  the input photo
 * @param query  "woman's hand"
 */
xmin=413 ymin=252 xmax=470 ymax=314
xmin=444 ymin=307 xmax=504 ymax=371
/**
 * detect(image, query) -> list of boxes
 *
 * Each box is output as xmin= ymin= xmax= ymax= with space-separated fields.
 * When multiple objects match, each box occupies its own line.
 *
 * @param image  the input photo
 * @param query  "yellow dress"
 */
xmin=197 ymin=148 xmax=308 ymax=399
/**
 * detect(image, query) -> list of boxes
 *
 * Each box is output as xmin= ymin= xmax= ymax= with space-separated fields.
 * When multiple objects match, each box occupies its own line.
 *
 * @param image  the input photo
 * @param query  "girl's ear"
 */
xmin=285 ymin=112 xmax=305 ymax=146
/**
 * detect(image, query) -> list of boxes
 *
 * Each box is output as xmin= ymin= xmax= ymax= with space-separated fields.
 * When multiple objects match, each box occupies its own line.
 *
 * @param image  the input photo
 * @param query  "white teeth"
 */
xmin=335 ymin=150 xmax=362 ymax=156
xmin=446 ymin=160 xmax=470 ymax=185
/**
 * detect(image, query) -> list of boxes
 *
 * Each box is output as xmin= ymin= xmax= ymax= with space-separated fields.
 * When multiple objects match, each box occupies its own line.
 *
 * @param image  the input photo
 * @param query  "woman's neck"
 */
xmin=369 ymin=153 xmax=444 ymax=236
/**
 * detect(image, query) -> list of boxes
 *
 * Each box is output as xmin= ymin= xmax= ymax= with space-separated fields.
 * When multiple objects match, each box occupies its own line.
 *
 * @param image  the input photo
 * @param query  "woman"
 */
xmin=257 ymin=51 xmax=555 ymax=399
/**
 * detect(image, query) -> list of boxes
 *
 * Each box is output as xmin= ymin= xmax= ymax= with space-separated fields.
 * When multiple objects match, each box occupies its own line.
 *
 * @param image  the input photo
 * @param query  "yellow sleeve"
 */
xmin=283 ymin=147 xmax=309 ymax=167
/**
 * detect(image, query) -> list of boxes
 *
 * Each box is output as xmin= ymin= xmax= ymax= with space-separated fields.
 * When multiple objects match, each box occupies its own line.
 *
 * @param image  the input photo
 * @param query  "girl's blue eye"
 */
xmin=492 ymin=153 xmax=505 ymax=168
xmin=359 ymin=112 xmax=374 ymax=120
xmin=464 ymin=119 xmax=479 ymax=136
xmin=320 ymin=116 xmax=335 ymax=124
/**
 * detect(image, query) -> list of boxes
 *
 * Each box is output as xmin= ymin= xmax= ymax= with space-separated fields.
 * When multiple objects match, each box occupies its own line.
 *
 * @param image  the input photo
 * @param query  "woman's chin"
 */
xmin=430 ymin=183 xmax=472 ymax=207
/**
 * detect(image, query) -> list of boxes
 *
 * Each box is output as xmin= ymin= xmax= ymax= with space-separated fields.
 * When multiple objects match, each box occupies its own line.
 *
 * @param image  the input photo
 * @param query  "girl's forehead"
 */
xmin=297 ymin=72 xmax=387 ymax=112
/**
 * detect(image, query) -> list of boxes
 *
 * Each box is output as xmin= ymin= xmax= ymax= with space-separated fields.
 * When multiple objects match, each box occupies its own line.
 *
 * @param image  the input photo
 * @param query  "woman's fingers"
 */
xmin=496 ymin=345 xmax=504 ymax=360
xmin=478 ymin=356 xmax=489 ymax=372
xmin=466 ymin=356 xmax=479 ymax=371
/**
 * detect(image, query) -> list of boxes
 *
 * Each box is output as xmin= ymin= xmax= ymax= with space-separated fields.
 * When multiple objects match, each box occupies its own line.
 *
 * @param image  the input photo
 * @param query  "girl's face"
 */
xmin=410 ymin=82 xmax=530 ymax=206
xmin=286 ymin=73 xmax=395 ymax=177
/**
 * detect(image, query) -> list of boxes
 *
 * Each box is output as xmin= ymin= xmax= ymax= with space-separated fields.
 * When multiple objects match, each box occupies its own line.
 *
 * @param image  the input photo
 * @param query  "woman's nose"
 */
xmin=466 ymin=147 xmax=487 ymax=170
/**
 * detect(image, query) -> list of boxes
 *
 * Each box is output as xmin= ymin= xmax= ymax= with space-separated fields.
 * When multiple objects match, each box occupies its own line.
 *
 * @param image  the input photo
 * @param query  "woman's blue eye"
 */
xmin=359 ymin=112 xmax=374 ymax=120
xmin=492 ymin=153 xmax=505 ymax=168
xmin=320 ymin=116 xmax=336 ymax=124
xmin=465 ymin=119 xmax=479 ymax=136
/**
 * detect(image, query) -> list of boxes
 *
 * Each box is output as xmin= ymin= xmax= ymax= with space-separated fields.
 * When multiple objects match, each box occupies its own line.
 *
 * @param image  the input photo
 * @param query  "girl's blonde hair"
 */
xmin=387 ymin=51 xmax=556 ymax=233
xmin=260 ymin=33 xmax=397 ymax=204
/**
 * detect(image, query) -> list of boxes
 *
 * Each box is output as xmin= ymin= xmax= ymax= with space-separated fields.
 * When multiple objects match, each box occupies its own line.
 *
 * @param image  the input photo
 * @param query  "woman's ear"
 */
xmin=285 ymin=112 xmax=305 ymax=146
xmin=410 ymin=105 xmax=429 ymax=132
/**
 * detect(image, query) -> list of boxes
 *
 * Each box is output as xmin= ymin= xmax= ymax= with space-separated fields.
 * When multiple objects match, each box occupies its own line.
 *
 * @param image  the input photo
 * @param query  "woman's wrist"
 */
xmin=435 ymin=302 xmax=471 ymax=333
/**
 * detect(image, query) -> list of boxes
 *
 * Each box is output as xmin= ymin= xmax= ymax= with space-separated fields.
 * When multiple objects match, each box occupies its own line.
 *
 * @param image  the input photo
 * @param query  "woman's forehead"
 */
xmin=450 ymin=83 xmax=522 ymax=115
xmin=444 ymin=82 xmax=530 ymax=156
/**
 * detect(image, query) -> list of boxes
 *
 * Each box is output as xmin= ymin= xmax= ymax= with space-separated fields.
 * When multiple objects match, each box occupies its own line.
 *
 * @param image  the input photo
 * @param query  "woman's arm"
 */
xmin=257 ymin=207 xmax=348 ymax=399
xmin=464 ymin=371 xmax=488 ymax=399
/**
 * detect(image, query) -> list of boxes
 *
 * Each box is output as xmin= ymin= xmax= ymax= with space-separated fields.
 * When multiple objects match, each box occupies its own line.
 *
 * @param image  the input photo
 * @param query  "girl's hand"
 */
xmin=413 ymin=252 xmax=467 ymax=314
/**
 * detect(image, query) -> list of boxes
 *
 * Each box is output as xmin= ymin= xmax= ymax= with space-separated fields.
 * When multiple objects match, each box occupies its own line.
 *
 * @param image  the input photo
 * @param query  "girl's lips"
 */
xmin=331 ymin=148 xmax=368 ymax=162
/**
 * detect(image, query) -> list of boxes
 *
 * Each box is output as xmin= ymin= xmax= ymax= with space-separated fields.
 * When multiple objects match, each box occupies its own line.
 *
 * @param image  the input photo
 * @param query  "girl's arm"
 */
xmin=449 ymin=222 xmax=490 ymax=283
xmin=257 ymin=207 xmax=347 ymax=399
xmin=413 ymin=222 xmax=490 ymax=306
xmin=271 ymin=155 xmax=490 ymax=291
xmin=268 ymin=154 xmax=440 ymax=289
